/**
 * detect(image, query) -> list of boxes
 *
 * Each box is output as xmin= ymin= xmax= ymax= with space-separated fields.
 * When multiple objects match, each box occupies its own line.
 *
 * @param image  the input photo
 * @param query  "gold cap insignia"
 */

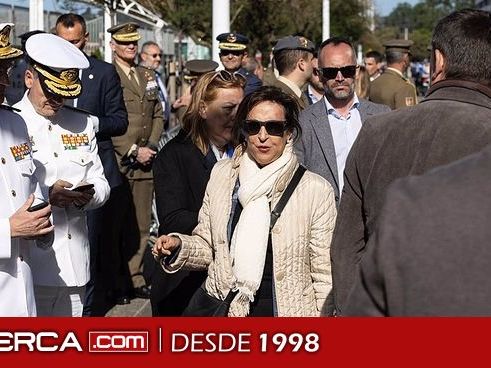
xmin=227 ymin=34 xmax=237 ymax=43
xmin=298 ymin=37 xmax=308 ymax=48
xmin=0 ymin=23 xmax=22 ymax=60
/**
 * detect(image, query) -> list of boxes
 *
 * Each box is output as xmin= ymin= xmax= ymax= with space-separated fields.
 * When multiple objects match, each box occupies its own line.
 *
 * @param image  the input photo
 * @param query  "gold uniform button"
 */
xmin=54 ymin=152 xmax=58 ymax=158
xmin=1 ymin=157 xmax=5 ymax=164
xmin=67 ymin=234 xmax=72 ymax=240
xmin=11 ymin=190 xmax=16 ymax=197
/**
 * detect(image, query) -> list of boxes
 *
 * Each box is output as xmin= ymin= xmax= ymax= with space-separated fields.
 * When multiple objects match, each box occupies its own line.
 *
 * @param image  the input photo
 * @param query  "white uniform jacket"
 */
xmin=0 ymin=108 xmax=38 ymax=316
xmin=15 ymin=93 xmax=110 ymax=287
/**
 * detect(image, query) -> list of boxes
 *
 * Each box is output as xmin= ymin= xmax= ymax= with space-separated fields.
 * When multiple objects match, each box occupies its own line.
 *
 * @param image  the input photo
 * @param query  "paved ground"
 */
xmin=105 ymin=297 xmax=152 ymax=317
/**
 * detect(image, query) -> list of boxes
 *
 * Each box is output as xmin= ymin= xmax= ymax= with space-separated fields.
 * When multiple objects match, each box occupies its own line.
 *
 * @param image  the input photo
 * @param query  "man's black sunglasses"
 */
xmin=219 ymin=50 xmax=245 ymax=57
xmin=243 ymin=120 xmax=287 ymax=137
xmin=318 ymin=65 xmax=358 ymax=80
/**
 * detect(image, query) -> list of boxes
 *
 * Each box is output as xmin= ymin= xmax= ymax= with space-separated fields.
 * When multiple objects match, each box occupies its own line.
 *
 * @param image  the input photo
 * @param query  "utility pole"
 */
xmin=29 ymin=0 xmax=44 ymax=31
xmin=212 ymin=0 xmax=230 ymax=64
xmin=322 ymin=0 xmax=330 ymax=41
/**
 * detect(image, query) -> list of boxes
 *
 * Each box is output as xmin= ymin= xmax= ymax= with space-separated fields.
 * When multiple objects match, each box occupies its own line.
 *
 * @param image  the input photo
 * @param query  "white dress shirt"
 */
xmin=14 ymin=92 xmax=110 ymax=287
xmin=324 ymin=94 xmax=362 ymax=194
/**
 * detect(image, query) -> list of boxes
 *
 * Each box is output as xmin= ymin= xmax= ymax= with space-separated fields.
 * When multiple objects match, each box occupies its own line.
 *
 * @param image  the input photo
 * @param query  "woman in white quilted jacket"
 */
xmin=153 ymin=86 xmax=337 ymax=317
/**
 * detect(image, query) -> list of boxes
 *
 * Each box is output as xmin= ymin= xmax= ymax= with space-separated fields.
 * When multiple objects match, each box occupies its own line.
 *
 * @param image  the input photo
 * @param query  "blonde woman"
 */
xmin=151 ymin=71 xmax=246 ymax=315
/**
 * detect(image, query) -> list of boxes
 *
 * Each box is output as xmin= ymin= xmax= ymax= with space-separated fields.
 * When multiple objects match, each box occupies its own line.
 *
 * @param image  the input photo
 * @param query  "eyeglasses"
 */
xmin=144 ymin=52 xmax=162 ymax=58
xmin=243 ymin=120 xmax=287 ymax=137
xmin=211 ymin=70 xmax=247 ymax=86
xmin=219 ymin=50 xmax=245 ymax=57
xmin=318 ymin=65 xmax=358 ymax=80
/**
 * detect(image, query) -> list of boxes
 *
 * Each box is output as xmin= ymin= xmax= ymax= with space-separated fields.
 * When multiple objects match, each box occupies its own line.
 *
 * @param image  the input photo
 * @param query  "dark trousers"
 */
xmin=83 ymin=182 xmax=133 ymax=316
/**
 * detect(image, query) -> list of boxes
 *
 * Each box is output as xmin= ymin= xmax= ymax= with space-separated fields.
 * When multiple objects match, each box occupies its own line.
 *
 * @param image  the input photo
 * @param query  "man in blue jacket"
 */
xmin=56 ymin=13 xmax=129 ymax=315
xmin=216 ymin=32 xmax=262 ymax=96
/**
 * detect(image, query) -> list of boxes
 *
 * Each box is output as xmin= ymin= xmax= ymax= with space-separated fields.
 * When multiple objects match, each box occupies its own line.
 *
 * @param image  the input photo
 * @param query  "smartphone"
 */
xmin=27 ymin=198 xmax=49 ymax=212
xmin=72 ymin=183 xmax=95 ymax=192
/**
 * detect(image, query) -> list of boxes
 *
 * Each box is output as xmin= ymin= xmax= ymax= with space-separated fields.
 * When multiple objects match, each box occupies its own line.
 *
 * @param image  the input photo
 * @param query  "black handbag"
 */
xmin=182 ymin=165 xmax=306 ymax=317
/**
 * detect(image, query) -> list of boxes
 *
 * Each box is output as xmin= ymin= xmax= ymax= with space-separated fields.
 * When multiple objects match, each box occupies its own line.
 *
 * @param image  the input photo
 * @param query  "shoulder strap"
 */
xmin=270 ymin=165 xmax=307 ymax=230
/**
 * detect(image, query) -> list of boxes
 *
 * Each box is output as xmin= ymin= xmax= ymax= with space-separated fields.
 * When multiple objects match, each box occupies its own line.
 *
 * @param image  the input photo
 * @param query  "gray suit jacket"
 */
xmin=295 ymin=97 xmax=390 ymax=203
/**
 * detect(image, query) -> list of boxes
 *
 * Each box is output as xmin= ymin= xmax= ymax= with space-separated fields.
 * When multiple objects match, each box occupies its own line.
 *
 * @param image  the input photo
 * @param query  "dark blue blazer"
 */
xmin=77 ymin=55 xmax=128 ymax=188
xmin=237 ymin=67 xmax=262 ymax=96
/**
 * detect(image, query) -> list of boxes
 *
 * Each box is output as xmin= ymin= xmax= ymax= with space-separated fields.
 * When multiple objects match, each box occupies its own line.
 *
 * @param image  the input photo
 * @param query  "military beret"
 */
xmin=273 ymin=35 xmax=315 ymax=54
xmin=19 ymin=29 xmax=44 ymax=42
xmin=216 ymin=33 xmax=248 ymax=51
xmin=184 ymin=59 xmax=219 ymax=81
xmin=383 ymin=39 xmax=413 ymax=54
xmin=0 ymin=23 xmax=23 ymax=60
xmin=107 ymin=22 xmax=141 ymax=42
xmin=25 ymin=33 xmax=89 ymax=99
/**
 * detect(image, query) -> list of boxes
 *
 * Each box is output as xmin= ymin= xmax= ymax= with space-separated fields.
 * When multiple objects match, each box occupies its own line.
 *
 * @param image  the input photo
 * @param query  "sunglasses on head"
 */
xmin=243 ymin=119 xmax=287 ymax=137
xmin=318 ymin=65 xmax=358 ymax=80
xmin=211 ymin=70 xmax=247 ymax=85
xmin=219 ymin=50 xmax=244 ymax=57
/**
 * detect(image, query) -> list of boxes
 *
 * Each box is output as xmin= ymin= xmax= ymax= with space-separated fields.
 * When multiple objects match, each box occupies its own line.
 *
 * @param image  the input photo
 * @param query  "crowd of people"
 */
xmin=0 ymin=7 xmax=490 ymax=317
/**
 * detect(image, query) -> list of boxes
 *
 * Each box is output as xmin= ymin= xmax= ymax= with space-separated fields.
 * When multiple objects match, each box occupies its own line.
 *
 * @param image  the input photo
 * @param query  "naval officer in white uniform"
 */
xmin=0 ymin=23 xmax=54 ymax=316
xmin=14 ymin=33 xmax=110 ymax=316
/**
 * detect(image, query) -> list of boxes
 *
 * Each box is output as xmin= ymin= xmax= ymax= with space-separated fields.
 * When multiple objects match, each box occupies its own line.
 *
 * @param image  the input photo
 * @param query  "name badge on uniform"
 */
xmin=61 ymin=133 xmax=89 ymax=150
xmin=10 ymin=142 xmax=31 ymax=161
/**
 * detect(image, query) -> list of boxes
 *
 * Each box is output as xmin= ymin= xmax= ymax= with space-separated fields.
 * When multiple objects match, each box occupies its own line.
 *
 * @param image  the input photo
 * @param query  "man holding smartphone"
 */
xmin=14 ymin=33 xmax=110 ymax=316
xmin=0 ymin=23 xmax=54 ymax=316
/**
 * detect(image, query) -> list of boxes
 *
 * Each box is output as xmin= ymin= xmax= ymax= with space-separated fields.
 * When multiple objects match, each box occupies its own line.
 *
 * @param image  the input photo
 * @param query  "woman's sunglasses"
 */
xmin=243 ymin=119 xmax=287 ymax=137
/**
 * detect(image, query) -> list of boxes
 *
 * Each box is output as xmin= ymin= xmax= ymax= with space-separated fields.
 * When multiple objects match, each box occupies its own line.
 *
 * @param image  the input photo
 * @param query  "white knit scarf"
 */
xmin=229 ymin=142 xmax=294 ymax=316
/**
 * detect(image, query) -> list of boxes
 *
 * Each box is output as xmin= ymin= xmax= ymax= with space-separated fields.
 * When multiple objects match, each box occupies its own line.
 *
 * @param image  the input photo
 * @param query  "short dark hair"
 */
xmin=318 ymin=36 xmax=357 ymax=64
xmin=274 ymin=49 xmax=312 ymax=75
xmin=385 ymin=50 xmax=406 ymax=65
xmin=365 ymin=50 xmax=383 ymax=63
xmin=55 ymin=13 xmax=87 ymax=34
xmin=432 ymin=9 xmax=491 ymax=86
xmin=234 ymin=86 xmax=302 ymax=144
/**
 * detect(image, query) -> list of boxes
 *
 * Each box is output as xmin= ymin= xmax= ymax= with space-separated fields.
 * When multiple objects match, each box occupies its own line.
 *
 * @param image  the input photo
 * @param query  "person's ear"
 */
xmin=110 ymin=40 xmax=116 ymax=52
xmin=24 ymin=69 xmax=34 ymax=89
xmin=431 ymin=49 xmax=445 ymax=83
xmin=198 ymin=101 xmax=207 ymax=119
xmin=298 ymin=58 xmax=307 ymax=72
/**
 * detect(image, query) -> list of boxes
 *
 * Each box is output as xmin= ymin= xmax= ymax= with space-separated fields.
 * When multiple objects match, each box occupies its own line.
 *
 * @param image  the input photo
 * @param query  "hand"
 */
xmin=9 ymin=194 xmax=54 ymax=238
xmin=172 ymin=94 xmax=192 ymax=109
xmin=136 ymin=147 xmax=156 ymax=166
xmin=49 ymin=179 xmax=93 ymax=208
xmin=152 ymin=235 xmax=181 ymax=260
xmin=73 ymin=188 xmax=95 ymax=208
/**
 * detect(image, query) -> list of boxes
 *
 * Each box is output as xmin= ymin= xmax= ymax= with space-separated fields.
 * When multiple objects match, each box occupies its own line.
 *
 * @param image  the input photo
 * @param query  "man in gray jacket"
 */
xmin=295 ymin=37 xmax=389 ymax=205
xmin=331 ymin=9 xmax=491 ymax=315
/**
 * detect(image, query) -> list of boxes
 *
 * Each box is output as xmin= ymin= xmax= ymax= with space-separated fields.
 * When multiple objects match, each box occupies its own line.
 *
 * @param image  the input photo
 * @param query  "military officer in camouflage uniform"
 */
xmin=369 ymin=40 xmax=418 ymax=110
xmin=108 ymin=22 xmax=164 ymax=299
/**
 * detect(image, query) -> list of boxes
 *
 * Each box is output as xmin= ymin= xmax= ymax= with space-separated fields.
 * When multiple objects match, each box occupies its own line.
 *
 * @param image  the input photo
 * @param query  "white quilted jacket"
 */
xmin=164 ymin=147 xmax=337 ymax=316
